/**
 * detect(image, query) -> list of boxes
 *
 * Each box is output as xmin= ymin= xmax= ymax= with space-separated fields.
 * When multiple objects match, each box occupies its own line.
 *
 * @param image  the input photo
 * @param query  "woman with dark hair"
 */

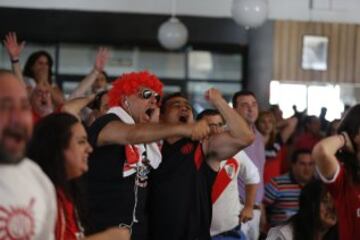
xmin=4 ymin=32 xmax=109 ymax=107
xmin=22 ymin=50 xmax=66 ymax=106
xmin=312 ymin=104 xmax=360 ymax=239
xmin=266 ymin=180 xmax=338 ymax=240
xmin=28 ymin=112 xmax=130 ymax=240
xmin=23 ymin=50 xmax=53 ymax=85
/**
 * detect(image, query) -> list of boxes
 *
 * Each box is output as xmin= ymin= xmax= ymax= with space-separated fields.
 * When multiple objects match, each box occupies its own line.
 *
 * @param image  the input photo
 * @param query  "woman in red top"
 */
xmin=256 ymin=111 xmax=297 ymax=184
xmin=28 ymin=112 xmax=130 ymax=240
xmin=313 ymin=104 xmax=360 ymax=240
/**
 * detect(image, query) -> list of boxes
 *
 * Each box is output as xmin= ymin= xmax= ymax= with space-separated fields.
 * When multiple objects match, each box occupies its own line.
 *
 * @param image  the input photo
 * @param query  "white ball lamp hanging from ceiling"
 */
xmin=231 ymin=0 xmax=268 ymax=29
xmin=158 ymin=0 xmax=188 ymax=50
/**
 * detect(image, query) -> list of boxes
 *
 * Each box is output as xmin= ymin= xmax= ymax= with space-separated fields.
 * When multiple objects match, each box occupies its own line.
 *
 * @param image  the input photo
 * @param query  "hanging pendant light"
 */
xmin=231 ymin=0 xmax=268 ymax=29
xmin=158 ymin=0 xmax=188 ymax=50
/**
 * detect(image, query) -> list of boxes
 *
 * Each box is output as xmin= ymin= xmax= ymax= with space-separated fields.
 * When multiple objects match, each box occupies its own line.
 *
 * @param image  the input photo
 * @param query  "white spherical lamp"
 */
xmin=158 ymin=17 xmax=188 ymax=50
xmin=231 ymin=0 xmax=268 ymax=29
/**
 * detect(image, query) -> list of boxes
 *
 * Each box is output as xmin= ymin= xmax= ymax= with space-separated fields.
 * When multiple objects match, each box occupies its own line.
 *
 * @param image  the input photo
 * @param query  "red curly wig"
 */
xmin=108 ymin=71 xmax=163 ymax=107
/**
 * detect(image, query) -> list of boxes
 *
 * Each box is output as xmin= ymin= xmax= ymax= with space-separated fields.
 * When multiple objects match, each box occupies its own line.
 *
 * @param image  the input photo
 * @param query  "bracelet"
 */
xmin=11 ymin=59 xmax=19 ymax=64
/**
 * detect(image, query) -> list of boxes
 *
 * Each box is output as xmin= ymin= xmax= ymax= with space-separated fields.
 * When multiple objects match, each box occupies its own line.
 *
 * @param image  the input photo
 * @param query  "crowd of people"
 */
xmin=1 ymin=32 xmax=360 ymax=240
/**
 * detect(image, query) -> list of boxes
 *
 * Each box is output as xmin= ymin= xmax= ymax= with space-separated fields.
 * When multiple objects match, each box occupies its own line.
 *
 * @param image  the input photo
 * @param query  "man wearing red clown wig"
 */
xmin=84 ymin=71 xmax=209 ymax=240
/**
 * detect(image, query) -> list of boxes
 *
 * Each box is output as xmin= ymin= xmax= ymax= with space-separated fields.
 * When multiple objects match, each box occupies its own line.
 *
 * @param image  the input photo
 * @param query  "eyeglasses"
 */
xmin=139 ymin=89 xmax=161 ymax=103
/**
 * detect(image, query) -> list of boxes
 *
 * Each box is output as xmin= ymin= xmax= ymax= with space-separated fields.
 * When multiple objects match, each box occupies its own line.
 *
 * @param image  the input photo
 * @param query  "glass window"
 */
xmin=307 ymin=85 xmax=343 ymax=121
xmin=188 ymin=51 xmax=242 ymax=81
xmin=0 ymin=42 xmax=243 ymax=104
xmin=59 ymin=43 xmax=97 ymax=75
xmin=270 ymin=80 xmax=345 ymax=121
xmin=187 ymin=81 xmax=241 ymax=114
xmin=270 ymin=81 xmax=307 ymax=118
xmin=138 ymin=51 xmax=186 ymax=79
xmin=0 ymin=43 xmax=57 ymax=72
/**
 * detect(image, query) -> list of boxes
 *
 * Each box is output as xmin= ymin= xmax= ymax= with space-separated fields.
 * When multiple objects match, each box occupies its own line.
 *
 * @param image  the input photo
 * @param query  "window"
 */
xmin=187 ymin=50 xmax=243 ymax=113
xmin=189 ymin=51 xmax=242 ymax=81
xmin=0 ymin=43 xmax=243 ymax=104
xmin=0 ymin=43 xmax=57 ymax=73
xmin=270 ymin=81 xmax=346 ymax=121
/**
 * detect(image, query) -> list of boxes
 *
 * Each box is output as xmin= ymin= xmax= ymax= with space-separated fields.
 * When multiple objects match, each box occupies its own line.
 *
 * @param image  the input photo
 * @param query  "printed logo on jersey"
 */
xmin=181 ymin=143 xmax=194 ymax=155
xmin=224 ymin=162 xmax=236 ymax=179
xmin=0 ymin=198 xmax=36 ymax=239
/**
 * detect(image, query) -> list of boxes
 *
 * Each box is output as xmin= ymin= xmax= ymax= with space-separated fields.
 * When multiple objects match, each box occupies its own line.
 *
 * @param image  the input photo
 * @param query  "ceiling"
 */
xmin=0 ymin=0 xmax=359 ymax=24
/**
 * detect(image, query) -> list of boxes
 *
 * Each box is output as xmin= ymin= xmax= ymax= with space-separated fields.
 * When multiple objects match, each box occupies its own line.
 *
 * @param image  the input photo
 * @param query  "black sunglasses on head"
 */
xmin=140 ymin=89 xmax=161 ymax=103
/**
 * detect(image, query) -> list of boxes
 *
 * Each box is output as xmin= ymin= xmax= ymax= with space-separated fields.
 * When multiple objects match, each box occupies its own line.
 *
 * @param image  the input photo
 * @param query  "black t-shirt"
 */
xmin=265 ymin=133 xmax=284 ymax=160
xmin=84 ymin=113 xmax=148 ymax=240
xmin=148 ymin=138 xmax=217 ymax=240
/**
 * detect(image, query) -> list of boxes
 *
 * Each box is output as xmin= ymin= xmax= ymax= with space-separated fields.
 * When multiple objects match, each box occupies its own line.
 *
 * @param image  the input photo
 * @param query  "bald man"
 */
xmin=0 ymin=69 xmax=57 ymax=239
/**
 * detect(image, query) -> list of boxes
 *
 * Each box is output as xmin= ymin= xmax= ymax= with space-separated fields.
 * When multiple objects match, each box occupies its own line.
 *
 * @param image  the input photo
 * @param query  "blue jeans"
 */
xmin=212 ymin=225 xmax=247 ymax=240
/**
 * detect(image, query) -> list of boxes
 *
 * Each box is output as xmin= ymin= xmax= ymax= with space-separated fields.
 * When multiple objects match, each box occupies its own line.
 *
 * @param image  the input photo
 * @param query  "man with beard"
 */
xmin=85 ymin=71 xmax=210 ymax=240
xmin=148 ymin=89 xmax=255 ymax=240
xmin=0 ymin=69 xmax=57 ymax=239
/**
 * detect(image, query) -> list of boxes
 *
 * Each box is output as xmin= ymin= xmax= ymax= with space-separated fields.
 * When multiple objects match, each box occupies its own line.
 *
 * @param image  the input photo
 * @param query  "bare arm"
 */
xmin=61 ymin=94 xmax=95 ymax=119
xmin=279 ymin=117 xmax=298 ymax=143
xmin=50 ymin=85 xmax=65 ymax=106
xmin=70 ymin=48 xmax=109 ymax=98
xmin=98 ymin=119 xmax=209 ymax=146
xmin=312 ymin=133 xmax=349 ymax=179
xmin=239 ymin=183 xmax=258 ymax=223
xmin=205 ymin=88 xmax=254 ymax=161
xmin=3 ymin=32 xmax=26 ymax=85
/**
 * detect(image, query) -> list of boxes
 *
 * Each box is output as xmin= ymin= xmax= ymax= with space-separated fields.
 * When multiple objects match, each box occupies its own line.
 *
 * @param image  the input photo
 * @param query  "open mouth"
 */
xmin=179 ymin=116 xmax=188 ymax=123
xmin=145 ymin=108 xmax=155 ymax=118
xmin=41 ymin=100 xmax=47 ymax=106
xmin=3 ymin=127 xmax=27 ymax=142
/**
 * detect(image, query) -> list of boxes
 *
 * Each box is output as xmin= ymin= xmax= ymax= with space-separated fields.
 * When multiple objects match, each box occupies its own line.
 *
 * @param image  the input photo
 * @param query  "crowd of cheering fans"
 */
xmin=1 ymin=32 xmax=360 ymax=240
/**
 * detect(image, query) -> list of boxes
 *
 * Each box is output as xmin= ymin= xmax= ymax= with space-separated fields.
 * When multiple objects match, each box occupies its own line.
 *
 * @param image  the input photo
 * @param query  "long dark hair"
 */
xmin=23 ymin=50 xmax=53 ymax=84
xmin=337 ymin=104 xmax=360 ymax=183
xmin=28 ymin=112 xmax=78 ymax=194
xmin=291 ymin=180 xmax=338 ymax=240
xmin=27 ymin=112 xmax=89 ymax=227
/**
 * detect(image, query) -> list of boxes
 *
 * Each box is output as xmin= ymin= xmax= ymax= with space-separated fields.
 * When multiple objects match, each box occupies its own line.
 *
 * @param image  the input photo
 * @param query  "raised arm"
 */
xmin=279 ymin=117 xmax=298 ymax=143
xmin=205 ymin=88 xmax=254 ymax=161
xmin=70 ymin=47 xmax=109 ymax=98
xmin=312 ymin=132 xmax=351 ymax=179
xmin=61 ymin=94 xmax=95 ymax=119
xmin=98 ymin=119 xmax=209 ymax=146
xmin=3 ymin=32 xmax=25 ymax=85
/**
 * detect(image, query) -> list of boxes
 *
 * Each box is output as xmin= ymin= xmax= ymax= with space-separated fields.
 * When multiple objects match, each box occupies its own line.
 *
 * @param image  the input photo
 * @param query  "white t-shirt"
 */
xmin=0 ymin=158 xmax=57 ymax=239
xmin=266 ymin=224 xmax=293 ymax=240
xmin=211 ymin=151 xmax=260 ymax=236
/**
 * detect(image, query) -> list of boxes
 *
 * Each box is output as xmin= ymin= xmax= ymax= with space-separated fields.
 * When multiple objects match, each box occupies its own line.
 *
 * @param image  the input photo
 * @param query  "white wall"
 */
xmin=0 ymin=0 xmax=359 ymax=24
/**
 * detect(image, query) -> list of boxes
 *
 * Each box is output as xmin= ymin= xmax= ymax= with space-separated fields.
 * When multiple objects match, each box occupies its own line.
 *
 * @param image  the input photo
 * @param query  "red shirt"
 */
xmin=294 ymin=132 xmax=321 ymax=151
xmin=327 ymin=164 xmax=360 ymax=240
xmin=55 ymin=189 xmax=82 ymax=240
xmin=264 ymin=147 xmax=288 ymax=184
xmin=32 ymin=110 xmax=42 ymax=125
